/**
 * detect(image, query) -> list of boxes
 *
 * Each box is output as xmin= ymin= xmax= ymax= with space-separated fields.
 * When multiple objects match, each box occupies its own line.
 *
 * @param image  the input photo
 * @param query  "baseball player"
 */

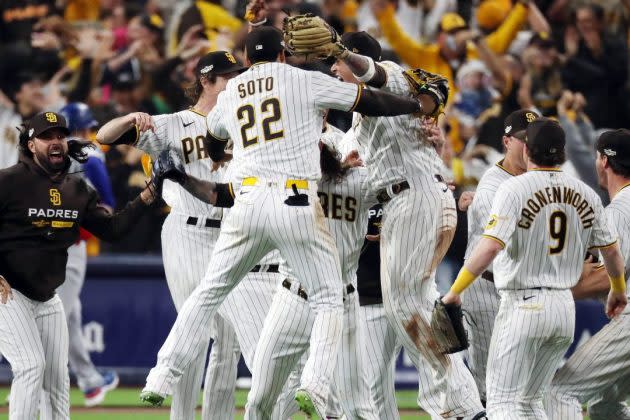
xmin=462 ymin=109 xmax=539 ymax=404
xmin=56 ymin=102 xmax=119 ymax=407
xmin=246 ymin=131 xmax=380 ymax=419
xmin=140 ymin=26 xmax=432 ymax=417
xmin=329 ymin=31 xmax=485 ymax=418
xmin=441 ymin=118 xmax=627 ymax=419
xmin=96 ymin=51 xmax=259 ymax=420
xmin=0 ymin=111 xmax=157 ymax=419
xmin=545 ymin=128 xmax=630 ymax=420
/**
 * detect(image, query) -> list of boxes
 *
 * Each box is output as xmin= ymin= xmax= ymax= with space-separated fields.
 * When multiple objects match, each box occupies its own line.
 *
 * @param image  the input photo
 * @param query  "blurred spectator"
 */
xmin=170 ymin=0 xmax=243 ymax=54
xmin=0 ymin=0 xmax=59 ymax=45
xmin=518 ymin=32 xmax=563 ymax=116
xmin=0 ymin=72 xmax=48 ymax=169
xmin=556 ymin=90 xmax=609 ymax=203
xmin=561 ymin=3 xmax=629 ymax=129
xmin=357 ymin=0 xmax=456 ymax=47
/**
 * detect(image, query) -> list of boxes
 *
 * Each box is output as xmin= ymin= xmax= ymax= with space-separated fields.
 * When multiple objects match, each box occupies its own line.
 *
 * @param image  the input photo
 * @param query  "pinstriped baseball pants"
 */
xmin=380 ymin=177 xmax=483 ymax=418
xmin=268 ymin=288 xmax=379 ymax=419
xmin=545 ymin=312 xmax=630 ymax=420
xmin=0 ymin=290 xmax=69 ymax=419
xmin=461 ymin=277 xmax=501 ymax=402
xmin=146 ymin=185 xmax=344 ymax=416
xmin=487 ymin=289 xmax=574 ymax=419
xmin=162 ymin=212 xmax=240 ymax=420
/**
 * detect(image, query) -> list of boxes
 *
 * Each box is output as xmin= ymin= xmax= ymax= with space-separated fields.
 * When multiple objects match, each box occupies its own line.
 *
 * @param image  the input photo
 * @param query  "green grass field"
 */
xmin=0 ymin=387 xmax=430 ymax=419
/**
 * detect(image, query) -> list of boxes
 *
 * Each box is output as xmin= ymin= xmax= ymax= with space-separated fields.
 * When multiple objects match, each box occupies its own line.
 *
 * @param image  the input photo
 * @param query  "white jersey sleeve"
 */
xmin=483 ymin=183 xmax=520 ymax=248
xmin=588 ymin=196 xmax=617 ymax=249
xmin=311 ymin=71 xmax=361 ymax=112
xmin=135 ymin=114 xmax=173 ymax=157
xmin=380 ymin=61 xmax=412 ymax=96
xmin=206 ymin=92 xmax=230 ymax=140
xmin=606 ymin=186 xmax=630 ymax=283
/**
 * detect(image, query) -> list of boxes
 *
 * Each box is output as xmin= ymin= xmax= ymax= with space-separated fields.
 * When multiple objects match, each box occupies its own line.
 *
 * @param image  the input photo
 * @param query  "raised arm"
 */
xmin=96 ymin=113 xmax=155 ymax=145
xmin=340 ymin=51 xmax=387 ymax=88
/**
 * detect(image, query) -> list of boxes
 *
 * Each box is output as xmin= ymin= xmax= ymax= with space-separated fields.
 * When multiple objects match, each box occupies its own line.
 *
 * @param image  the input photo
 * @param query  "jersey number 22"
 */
xmin=237 ymin=98 xmax=284 ymax=147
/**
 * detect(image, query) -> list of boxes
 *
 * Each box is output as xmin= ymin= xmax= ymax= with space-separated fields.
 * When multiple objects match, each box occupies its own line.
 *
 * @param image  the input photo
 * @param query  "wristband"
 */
xmin=249 ymin=18 xmax=267 ymax=27
xmin=450 ymin=267 xmax=478 ymax=294
xmin=357 ymin=57 xmax=376 ymax=83
xmin=610 ymin=274 xmax=627 ymax=293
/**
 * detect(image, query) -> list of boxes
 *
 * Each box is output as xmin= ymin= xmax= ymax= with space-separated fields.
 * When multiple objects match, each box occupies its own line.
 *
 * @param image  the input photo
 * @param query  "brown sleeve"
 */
xmin=81 ymin=187 xmax=150 ymax=241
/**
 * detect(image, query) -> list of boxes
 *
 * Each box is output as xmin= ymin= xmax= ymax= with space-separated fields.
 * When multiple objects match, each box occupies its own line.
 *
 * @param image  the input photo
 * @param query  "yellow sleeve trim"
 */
xmin=208 ymin=131 xmax=229 ymax=142
xmin=589 ymin=240 xmax=618 ymax=250
xmin=349 ymin=84 xmax=363 ymax=112
xmin=451 ymin=267 xmax=478 ymax=294
xmin=610 ymin=274 xmax=627 ymax=293
xmin=228 ymin=182 xmax=235 ymax=198
xmin=132 ymin=124 xmax=140 ymax=146
xmin=482 ymin=234 xmax=506 ymax=248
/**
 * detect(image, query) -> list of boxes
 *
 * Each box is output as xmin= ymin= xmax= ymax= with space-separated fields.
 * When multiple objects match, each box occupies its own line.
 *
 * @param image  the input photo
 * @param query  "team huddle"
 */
xmin=1 ymin=14 xmax=629 ymax=420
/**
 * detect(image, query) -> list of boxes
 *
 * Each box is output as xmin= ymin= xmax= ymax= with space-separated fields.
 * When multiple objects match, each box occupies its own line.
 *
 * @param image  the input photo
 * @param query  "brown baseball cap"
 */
xmin=504 ymin=109 xmax=540 ymax=139
xmin=525 ymin=117 xmax=565 ymax=153
xmin=23 ymin=112 xmax=70 ymax=140
xmin=597 ymin=129 xmax=630 ymax=166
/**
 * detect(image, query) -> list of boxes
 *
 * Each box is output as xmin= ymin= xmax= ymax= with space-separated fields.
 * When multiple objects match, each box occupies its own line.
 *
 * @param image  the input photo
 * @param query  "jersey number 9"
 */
xmin=237 ymin=98 xmax=284 ymax=148
xmin=549 ymin=211 xmax=567 ymax=254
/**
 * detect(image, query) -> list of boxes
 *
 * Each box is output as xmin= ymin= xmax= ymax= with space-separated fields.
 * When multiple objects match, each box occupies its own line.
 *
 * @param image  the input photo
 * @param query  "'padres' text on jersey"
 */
xmin=484 ymin=169 xmax=616 ymax=290
xmin=352 ymin=61 xmax=443 ymax=190
xmin=135 ymin=109 xmax=225 ymax=219
xmin=318 ymin=167 xmax=376 ymax=287
xmin=206 ymin=62 xmax=360 ymax=182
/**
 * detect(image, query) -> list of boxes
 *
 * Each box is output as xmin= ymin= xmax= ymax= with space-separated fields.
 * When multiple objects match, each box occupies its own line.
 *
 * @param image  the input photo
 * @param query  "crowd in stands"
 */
xmin=1 ymin=0 xmax=629 ymax=264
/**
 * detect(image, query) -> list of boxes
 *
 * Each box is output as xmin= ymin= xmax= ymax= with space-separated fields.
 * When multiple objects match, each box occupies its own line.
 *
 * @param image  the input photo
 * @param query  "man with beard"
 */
xmin=0 ymin=111 xmax=158 ymax=418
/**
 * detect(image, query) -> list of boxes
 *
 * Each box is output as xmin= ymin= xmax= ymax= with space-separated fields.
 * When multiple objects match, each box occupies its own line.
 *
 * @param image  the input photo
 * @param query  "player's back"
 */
xmin=487 ymin=169 xmax=614 ymax=290
xmin=353 ymin=61 xmax=442 ymax=190
xmin=214 ymin=62 xmax=359 ymax=182
xmin=318 ymin=167 xmax=375 ymax=286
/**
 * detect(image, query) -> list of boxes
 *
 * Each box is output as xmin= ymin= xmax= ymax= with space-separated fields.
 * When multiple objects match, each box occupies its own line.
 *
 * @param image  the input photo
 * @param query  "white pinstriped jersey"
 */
xmin=605 ymin=184 xmax=630 ymax=296
xmin=0 ymin=107 xmax=22 ymax=170
xmin=484 ymin=169 xmax=616 ymax=290
xmin=135 ymin=109 xmax=225 ymax=219
xmin=318 ymin=167 xmax=376 ymax=288
xmin=206 ymin=62 xmax=360 ymax=182
xmin=352 ymin=61 xmax=442 ymax=190
xmin=465 ymin=161 xmax=514 ymax=271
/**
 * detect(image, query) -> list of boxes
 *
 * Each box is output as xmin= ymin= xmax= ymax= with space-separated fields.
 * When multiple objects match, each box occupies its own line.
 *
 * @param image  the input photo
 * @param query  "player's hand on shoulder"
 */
xmin=128 ymin=112 xmax=155 ymax=133
xmin=0 ymin=275 xmax=13 ymax=304
xmin=606 ymin=290 xmax=627 ymax=319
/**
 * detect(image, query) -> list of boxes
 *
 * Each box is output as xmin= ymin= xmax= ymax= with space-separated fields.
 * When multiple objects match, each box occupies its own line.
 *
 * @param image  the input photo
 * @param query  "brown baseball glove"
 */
xmin=282 ymin=14 xmax=347 ymax=60
xmin=403 ymin=68 xmax=450 ymax=120
xmin=430 ymin=298 xmax=469 ymax=354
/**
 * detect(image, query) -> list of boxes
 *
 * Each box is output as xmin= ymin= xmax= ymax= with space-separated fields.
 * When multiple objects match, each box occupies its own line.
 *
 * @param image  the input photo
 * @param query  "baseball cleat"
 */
xmin=84 ymin=371 xmax=120 ymax=407
xmin=140 ymin=390 xmax=165 ymax=407
xmin=295 ymin=390 xmax=320 ymax=419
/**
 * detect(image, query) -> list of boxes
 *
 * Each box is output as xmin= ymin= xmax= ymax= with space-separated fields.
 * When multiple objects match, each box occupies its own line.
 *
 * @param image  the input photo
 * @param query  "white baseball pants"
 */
xmin=56 ymin=241 xmax=105 ymax=392
xmin=461 ymin=276 xmax=500 ymax=402
xmin=268 ymin=286 xmax=378 ymax=419
xmin=0 ymin=290 xmax=69 ymax=419
xmin=487 ymin=289 xmax=574 ymax=419
xmin=380 ymin=177 xmax=483 ymax=418
xmin=146 ymin=183 xmax=344 ymax=416
xmin=162 ymin=212 xmax=240 ymax=420
xmin=546 ymin=312 xmax=630 ymax=420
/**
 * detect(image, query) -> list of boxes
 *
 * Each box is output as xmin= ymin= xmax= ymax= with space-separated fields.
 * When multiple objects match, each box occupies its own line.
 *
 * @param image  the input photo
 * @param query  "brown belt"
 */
xmin=481 ymin=271 xmax=494 ymax=282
